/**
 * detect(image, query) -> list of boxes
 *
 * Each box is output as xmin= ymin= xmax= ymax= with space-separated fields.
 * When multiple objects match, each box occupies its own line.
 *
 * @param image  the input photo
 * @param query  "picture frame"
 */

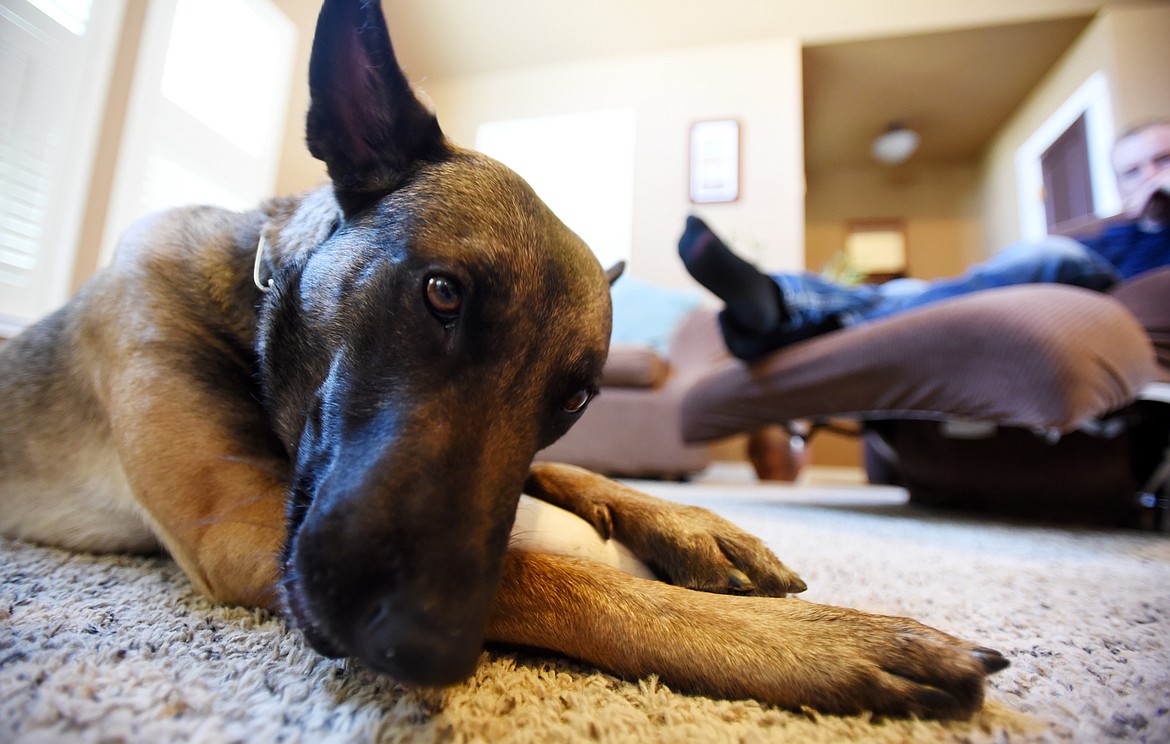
xmin=689 ymin=119 xmax=740 ymax=204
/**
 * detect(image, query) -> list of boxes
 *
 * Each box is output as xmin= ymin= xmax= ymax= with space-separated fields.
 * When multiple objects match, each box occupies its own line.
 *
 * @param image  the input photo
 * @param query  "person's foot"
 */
xmin=678 ymin=216 xmax=786 ymax=334
xmin=718 ymin=310 xmax=841 ymax=362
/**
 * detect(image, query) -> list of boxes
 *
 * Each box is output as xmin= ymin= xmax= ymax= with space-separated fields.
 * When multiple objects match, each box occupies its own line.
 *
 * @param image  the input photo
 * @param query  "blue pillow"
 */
xmin=609 ymin=275 xmax=702 ymax=354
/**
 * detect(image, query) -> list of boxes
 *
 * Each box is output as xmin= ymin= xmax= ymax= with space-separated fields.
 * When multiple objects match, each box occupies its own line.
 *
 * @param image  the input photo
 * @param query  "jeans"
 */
xmin=772 ymin=236 xmax=1122 ymax=330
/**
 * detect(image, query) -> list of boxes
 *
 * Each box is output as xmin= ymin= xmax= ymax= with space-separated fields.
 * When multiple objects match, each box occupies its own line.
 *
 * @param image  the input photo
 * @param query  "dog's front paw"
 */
xmin=806 ymin=608 xmax=1009 ymax=719
xmin=609 ymin=501 xmax=806 ymax=597
xmin=699 ymin=598 xmax=1009 ymax=719
xmin=524 ymin=463 xmax=804 ymax=596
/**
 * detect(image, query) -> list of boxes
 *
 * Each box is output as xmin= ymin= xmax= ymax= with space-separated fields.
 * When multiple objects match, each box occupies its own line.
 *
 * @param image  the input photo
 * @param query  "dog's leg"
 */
xmin=525 ymin=462 xmax=805 ymax=595
xmin=511 ymin=494 xmax=656 ymax=579
xmin=489 ymin=550 xmax=1005 ymax=719
xmin=105 ymin=361 xmax=289 ymax=609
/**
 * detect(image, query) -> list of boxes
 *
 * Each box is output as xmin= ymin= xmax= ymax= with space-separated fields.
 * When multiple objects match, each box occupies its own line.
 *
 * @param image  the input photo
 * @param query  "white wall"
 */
xmin=419 ymin=39 xmax=805 ymax=291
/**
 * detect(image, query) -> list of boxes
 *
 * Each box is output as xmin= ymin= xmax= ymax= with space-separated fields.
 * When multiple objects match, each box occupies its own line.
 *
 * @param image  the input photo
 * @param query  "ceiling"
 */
xmin=377 ymin=2 xmax=1109 ymax=174
xmin=802 ymin=17 xmax=1093 ymax=172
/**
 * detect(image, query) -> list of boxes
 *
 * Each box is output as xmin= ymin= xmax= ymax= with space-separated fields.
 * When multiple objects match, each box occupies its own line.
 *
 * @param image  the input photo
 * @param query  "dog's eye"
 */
xmin=424 ymin=275 xmax=462 ymax=318
xmin=563 ymin=388 xmax=593 ymax=414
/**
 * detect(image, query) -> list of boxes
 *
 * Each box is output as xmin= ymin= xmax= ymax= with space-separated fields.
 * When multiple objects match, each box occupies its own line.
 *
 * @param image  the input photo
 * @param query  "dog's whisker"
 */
xmin=184 ymin=515 xmax=284 ymax=532
xmin=214 ymin=454 xmax=289 ymax=478
xmin=506 ymin=529 xmax=540 ymax=547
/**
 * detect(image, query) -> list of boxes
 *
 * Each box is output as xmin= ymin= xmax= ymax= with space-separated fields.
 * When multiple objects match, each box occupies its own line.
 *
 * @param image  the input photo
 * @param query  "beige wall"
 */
xmin=1109 ymin=3 xmax=1170 ymax=131
xmin=806 ymin=163 xmax=986 ymax=280
xmin=336 ymin=3 xmax=1128 ymax=293
xmin=981 ymin=2 xmax=1170 ymax=251
xmin=417 ymin=40 xmax=806 ymax=293
xmin=272 ymin=0 xmax=327 ymax=196
xmin=802 ymin=163 xmax=984 ymax=468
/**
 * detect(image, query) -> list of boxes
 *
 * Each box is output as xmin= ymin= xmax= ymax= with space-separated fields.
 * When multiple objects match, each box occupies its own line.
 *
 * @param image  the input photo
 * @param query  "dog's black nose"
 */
xmin=358 ymin=597 xmax=483 ymax=686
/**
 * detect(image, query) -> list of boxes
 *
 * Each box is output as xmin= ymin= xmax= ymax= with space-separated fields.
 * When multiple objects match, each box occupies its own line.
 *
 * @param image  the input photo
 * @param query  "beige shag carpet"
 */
xmin=3 ymin=479 xmax=1169 ymax=743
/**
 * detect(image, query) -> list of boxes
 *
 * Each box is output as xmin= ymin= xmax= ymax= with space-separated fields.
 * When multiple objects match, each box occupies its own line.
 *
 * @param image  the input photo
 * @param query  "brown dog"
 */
xmin=0 ymin=0 xmax=1005 ymax=718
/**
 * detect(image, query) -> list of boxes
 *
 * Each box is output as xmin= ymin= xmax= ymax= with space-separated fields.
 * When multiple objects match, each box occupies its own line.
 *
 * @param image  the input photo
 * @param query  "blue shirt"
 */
xmin=1080 ymin=221 xmax=1170 ymax=280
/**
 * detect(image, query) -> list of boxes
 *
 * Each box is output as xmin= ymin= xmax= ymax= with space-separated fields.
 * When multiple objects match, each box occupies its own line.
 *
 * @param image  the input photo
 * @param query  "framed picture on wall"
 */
xmin=689 ymin=119 xmax=740 ymax=203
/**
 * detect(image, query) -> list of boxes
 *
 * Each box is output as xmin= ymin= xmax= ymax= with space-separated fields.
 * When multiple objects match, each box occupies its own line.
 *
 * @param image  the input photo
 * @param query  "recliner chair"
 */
xmin=680 ymin=268 xmax=1170 ymax=528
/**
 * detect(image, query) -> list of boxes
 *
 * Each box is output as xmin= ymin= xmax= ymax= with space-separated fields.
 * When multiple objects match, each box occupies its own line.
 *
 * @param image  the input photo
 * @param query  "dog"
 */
xmin=0 ymin=0 xmax=1006 ymax=719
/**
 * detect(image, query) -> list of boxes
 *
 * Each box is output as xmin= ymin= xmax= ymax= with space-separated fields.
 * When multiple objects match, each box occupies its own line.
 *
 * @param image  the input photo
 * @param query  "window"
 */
xmin=1041 ymin=114 xmax=1095 ymax=233
xmin=476 ymin=109 xmax=637 ymax=272
xmin=1016 ymin=71 xmax=1118 ymax=241
xmin=26 ymin=0 xmax=91 ymax=35
xmin=99 ymin=0 xmax=295 ymax=265
xmin=0 ymin=0 xmax=295 ymax=334
xmin=0 ymin=0 xmax=125 ymax=333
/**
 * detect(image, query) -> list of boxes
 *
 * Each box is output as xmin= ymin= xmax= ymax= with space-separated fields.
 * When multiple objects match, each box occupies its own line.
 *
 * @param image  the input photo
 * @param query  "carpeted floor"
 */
xmin=2 ymin=478 xmax=1168 ymax=743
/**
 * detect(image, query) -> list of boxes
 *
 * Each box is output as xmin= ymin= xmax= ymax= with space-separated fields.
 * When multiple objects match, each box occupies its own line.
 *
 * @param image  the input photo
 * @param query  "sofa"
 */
xmin=535 ymin=303 xmax=729 ymax=479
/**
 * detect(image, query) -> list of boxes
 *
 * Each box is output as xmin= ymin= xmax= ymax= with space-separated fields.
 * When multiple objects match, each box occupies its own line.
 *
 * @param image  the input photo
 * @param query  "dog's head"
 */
xmin=256 ymin=0 xmax=619 ymax=685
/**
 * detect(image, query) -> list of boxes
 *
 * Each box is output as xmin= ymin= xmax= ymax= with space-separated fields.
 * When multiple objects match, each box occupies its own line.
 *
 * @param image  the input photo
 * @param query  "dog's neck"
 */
xmin=255 ymin=187 xmax=343 ymax=290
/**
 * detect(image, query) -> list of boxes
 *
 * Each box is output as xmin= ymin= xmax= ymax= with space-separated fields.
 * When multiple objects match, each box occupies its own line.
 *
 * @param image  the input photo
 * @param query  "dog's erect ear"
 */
xmin=605 ymin=261 xmax=626 ymax=286
xmin=307 ymin=0 xmax=448 ymax=215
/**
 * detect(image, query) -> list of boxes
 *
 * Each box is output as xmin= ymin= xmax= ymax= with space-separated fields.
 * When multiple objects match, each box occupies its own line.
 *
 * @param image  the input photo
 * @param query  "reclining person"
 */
xmin=680 ymin=119 xmax=1170 ymax=361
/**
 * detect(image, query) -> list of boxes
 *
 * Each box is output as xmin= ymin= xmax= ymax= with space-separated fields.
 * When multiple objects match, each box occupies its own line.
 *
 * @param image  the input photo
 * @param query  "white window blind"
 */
xmin=25 ymin=0 xmax=90 ymax=35
xmin=0 ymin=0 xmax=125 ymax=333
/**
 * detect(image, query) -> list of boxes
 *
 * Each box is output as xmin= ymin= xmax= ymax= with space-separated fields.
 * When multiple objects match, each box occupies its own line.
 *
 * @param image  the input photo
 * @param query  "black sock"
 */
xmin=678 ymin=215 xmax=788 ymax=334
xmin=718 ymin=310 xmax=841 ymax=362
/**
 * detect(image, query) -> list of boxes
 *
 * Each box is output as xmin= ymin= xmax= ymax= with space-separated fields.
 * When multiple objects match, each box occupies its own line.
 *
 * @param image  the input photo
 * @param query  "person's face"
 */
xmin=1112 ymin=123 xmax=1170 ymax=215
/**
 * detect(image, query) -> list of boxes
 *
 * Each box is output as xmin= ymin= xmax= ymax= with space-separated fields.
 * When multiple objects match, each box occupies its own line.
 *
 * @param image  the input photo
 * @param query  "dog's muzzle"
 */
xmin=356 ymin=593 xmax=485 ymax=685
xmin=282 ymin=551 xmax=490 ymax=686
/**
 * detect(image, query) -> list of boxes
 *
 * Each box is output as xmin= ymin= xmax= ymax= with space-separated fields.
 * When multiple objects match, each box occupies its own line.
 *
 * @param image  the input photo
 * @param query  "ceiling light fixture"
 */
xmin=871 ymin=122 xmax=920 ymax=165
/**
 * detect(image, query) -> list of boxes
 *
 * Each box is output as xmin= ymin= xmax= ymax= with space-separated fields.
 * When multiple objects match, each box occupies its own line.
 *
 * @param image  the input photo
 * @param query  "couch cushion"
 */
xmin=602 ymin=344 xmax=669 ymax=388
xmin=610 ymin=275 xmax=702 ymax=354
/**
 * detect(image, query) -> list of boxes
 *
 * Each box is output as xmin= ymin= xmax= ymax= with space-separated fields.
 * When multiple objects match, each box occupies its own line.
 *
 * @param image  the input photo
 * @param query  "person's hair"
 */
xmin=1115 ymin=117 xmax=1170 ymax=147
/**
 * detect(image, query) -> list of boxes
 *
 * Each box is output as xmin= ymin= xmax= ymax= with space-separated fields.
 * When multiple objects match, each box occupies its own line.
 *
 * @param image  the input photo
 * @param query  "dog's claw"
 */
xmin=972 ymin=647 xmax=1010 ymax=673
xmin=728 ymin=569 xmax=755 ymax=593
